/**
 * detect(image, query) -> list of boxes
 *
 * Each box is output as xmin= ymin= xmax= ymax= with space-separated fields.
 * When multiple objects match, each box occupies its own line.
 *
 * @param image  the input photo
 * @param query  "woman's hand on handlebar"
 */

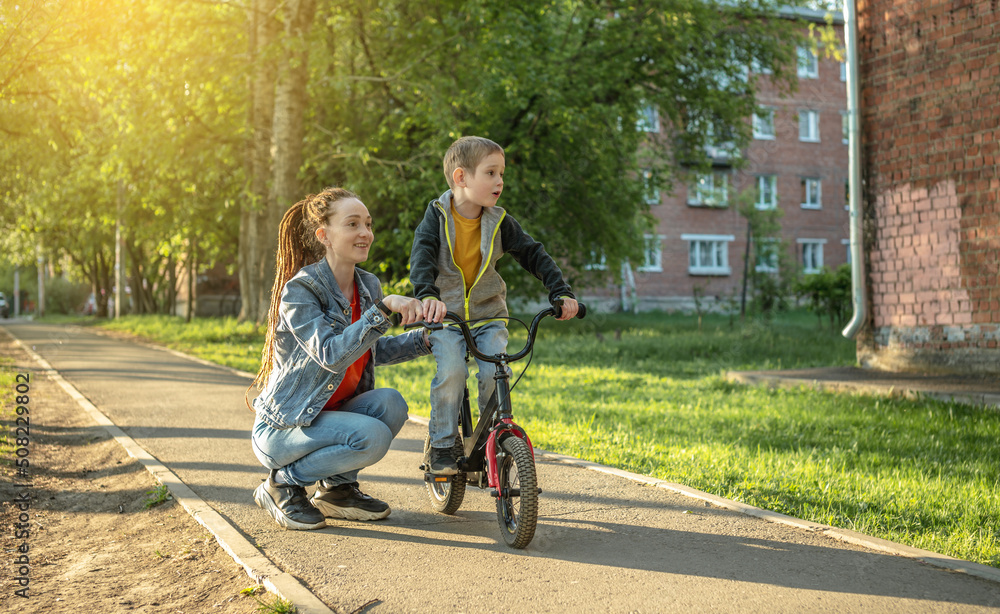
xmin=554 ymin=297 xmax=579 ymax=321
xmin=382 ymin=295 xmax=423 ymax=326
xmin=421 ymin=298 xmax=447 ymax=324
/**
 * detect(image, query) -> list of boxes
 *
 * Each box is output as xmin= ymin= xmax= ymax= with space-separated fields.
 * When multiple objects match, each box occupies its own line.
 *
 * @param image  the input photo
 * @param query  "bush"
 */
xmin=44 ymin=277 xmax=91 ymax=315
xmin=794 ymin=264 xmax=851 ymax=329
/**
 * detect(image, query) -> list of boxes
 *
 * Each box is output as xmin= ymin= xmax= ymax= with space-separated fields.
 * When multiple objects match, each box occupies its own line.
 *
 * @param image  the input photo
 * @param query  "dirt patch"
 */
xmin=0 ymin=334 xmax=269 ymax=614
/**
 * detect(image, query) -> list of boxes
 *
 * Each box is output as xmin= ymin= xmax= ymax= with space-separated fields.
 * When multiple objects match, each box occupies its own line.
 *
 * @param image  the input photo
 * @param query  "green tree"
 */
xmin=305 ymin=0 xmax=807 ymax=295
xmin=1 ymin=0 xmax=246 ymax=316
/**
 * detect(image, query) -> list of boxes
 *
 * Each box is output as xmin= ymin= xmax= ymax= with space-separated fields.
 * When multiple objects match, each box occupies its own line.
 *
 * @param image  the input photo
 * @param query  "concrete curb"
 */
xmin=725 ymin=370 xmax=1000 ymax=410
xmin=7 ymin=332 xmax=335 ymax=614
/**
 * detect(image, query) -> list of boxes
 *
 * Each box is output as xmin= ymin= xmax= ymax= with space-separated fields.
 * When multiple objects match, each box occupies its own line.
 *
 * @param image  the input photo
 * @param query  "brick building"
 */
xmin=855 ymin=0 xmax=1000 ymax=374
xmin=581 ymin=9 xmax=850 ymax=312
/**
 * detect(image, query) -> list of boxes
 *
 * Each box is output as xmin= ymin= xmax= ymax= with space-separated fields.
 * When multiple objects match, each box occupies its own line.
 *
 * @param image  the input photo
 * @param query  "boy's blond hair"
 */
xmin=443 ymin=136 xmax=504 ymax=189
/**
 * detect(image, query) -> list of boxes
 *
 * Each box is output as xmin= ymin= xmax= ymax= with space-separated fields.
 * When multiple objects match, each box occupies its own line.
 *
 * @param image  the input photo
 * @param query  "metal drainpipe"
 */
xmin=841 ymin=0 xmax=867 ymax=339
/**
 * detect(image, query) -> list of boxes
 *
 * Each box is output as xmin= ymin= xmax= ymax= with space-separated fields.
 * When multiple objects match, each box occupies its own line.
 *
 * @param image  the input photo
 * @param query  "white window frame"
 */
xmin=842 ymin=238 xmax=851 ymax=265
xmin=798 ymin=239 xmax=826 ymax=274
xmin=840 ymin=60 xmax=847 ymax=82
xmin=687 ymin=170 xmax=729 ymax=207
xmin=751 ymin=58 xmax=773 ymax=75
xmin=584 ymin=250 xmax=607 ymax=271
xmin=682 ymin=234 xmax=734 ymax=276
xmin=797 ymin=46 xmax=818 ymax=79
xmin=755 ymin=175 xmax=777 ymax=210
xmin=637 ymin=103 xmax=660 ymax=133
xmin=841 ymin=110 xmax=849 ymax=144
xmin=753 ymin=108 xmax=775 ymax=140
xmin=637 ymin=234 xmax=665 ymax=273
xmin=754 ymin=238 xmax=780 ymax=273
xmin=641 ymin=168 xmax=660 ymax=205
xmin=801 ymin=177 xmax=822 ymax=209
xmin=799 ymin=109 xmax=820 ymax=142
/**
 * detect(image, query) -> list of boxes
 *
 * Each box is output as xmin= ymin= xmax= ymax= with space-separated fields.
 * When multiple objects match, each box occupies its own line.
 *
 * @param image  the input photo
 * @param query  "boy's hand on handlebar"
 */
xmin=421 ymin=298 xmax=447 ymax=324
xmin=555 ymin=297 xmax=579 ymax=321
xmin=382 ymin=295 xmax=423 ymax=326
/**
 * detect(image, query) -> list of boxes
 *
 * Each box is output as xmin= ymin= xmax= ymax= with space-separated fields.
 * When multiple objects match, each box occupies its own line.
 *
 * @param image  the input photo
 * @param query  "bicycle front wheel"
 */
xmin=495 ymin=436 xmax=538 ymax=549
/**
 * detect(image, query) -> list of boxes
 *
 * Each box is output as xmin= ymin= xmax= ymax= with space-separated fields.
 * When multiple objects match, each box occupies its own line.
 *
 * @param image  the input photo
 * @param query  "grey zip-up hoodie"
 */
xmin=409 ymin=190 xmax=574 ymax=321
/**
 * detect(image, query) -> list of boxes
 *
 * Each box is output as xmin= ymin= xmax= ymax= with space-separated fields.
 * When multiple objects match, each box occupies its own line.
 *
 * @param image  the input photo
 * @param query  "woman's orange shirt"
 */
xmin=322 ymin=284 xmax=371 ymax=411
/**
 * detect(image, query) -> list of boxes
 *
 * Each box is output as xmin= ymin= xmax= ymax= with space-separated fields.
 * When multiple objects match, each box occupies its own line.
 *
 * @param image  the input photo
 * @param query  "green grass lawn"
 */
xmin=68 ymin=309 xmax=1000 ymax=567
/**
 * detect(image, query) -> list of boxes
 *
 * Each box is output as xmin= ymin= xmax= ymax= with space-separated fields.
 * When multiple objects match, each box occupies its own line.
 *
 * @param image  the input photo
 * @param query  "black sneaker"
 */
xmin=253 ymin=470 xmax=327 ymax=530
xmin=429 ymin=446 xmax=459 ymax=475
xmin=311 ymin=482 xmax=391 ymax=521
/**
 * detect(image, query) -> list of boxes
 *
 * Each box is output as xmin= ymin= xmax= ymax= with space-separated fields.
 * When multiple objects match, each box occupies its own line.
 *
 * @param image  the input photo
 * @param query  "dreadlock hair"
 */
xmin=251 ymin=187 xmax=360 ymax=392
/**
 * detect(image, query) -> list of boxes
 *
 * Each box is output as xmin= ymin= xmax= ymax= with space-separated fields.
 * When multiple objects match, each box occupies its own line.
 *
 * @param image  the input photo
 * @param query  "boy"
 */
xmin=410 ymin=136 xmax=579 ymax=474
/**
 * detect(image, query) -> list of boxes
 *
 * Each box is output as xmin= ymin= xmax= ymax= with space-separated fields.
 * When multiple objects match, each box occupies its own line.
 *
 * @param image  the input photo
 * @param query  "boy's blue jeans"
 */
xmin=251 ymin=388 xmax=408 ymax=487
xmin=428 ymin=321 xmax=508 ymax=449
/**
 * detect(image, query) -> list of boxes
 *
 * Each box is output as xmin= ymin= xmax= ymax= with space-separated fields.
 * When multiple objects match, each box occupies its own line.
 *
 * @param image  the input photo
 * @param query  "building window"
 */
xmin=844 ymin=179 xmax=850 ymax=210
xmin=798 ymin=239 xmax=825 ymax=273
xmin=755 ymin=239 xmax=780 ymax=273
xmin=751 ymin=58 xmax=773 ymax=75
xmin=641 ymin=168 xmax=660 ymax=205
xmin=841 ymin=111 xmax=849 ymax=144
xmin=637 ymin=235 xmax=665 ymax=273
xmin=801 ymin=178 xmax=822 ymax=209
xmin=584 ymin=250 xmax=607 ymax=271
xmin=797 ymin=46 xmax=818 ymax=79
xmin=637 ymin=102 xmax=660 ymax=133
xmin=799 ymin=110 xmax=820 ymax=142
xmin=683 ymin=234 xmax=733 ymax=276
xmin=755 ymin=175 xmax=777 ymax=210
xmin=687 ymin=171 xmax=729 ymax=207
xmin=753 ymin=108 xmax=775 ymax=140
xmin=840 ymin=60 xmax=847 ymax=82
xmin=842 ymin=238 xmax=851 ymax=265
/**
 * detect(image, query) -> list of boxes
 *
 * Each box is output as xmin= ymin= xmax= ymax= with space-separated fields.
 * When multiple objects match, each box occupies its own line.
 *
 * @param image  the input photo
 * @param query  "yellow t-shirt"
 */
xmin=451 ymin=204 xmax=483 ymax=293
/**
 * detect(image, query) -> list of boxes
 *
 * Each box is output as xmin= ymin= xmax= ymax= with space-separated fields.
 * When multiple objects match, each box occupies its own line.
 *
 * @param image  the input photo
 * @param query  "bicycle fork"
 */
xmin=483 ymin=359 xmax=535 ymax=496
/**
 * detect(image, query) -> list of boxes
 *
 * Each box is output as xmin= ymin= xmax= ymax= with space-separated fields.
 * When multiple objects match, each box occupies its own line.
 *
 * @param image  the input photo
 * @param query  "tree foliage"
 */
xmin=1 ymin=0 xmax=245 ymax=316
xmin=2 ymin=0 xmax=817 ymax=315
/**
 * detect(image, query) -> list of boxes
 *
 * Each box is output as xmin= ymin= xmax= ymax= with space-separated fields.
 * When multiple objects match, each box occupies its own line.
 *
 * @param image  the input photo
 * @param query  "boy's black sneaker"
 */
xmin=311 ymin=481 xmax=391 ymax=521
xmin=253 ymin=470 xmax=327 ymax=531
xmin=429 ymin=446 xmax=459 ymax=475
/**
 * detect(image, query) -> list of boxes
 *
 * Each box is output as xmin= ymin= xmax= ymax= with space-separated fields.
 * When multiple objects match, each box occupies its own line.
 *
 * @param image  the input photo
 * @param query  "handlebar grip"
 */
xmin=404 ymin=321 xmax=444 ymax=331
xmin=553 ymin=301 xmax=587 ymax=320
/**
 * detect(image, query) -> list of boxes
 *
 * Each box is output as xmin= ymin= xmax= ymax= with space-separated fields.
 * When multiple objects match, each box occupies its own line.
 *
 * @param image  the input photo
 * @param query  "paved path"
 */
xmin=4 ymin=320 xmax=1000 ymax=613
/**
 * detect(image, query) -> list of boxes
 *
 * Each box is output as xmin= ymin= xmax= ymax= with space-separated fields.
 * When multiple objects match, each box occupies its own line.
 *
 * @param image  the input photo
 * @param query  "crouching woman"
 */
xmin=249 ymin=187 xmax=429 ymax=530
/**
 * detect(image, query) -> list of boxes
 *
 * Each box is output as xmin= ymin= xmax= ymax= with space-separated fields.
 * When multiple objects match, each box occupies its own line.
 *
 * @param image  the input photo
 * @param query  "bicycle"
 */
xmin=406 ymin=301 xmax=587 ymax=549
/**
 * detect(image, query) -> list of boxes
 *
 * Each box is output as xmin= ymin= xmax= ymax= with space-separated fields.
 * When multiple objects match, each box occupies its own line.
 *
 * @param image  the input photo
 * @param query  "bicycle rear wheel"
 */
xmin=423 ymin=433 xmax=466 ymax=515
xmin=495 ymin=436 xmax=538 ymax=549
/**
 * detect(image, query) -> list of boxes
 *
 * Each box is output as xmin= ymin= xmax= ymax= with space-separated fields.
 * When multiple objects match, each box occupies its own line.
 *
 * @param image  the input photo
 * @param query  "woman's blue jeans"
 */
xmin=251 ymin=388 xmax=408 ymax=487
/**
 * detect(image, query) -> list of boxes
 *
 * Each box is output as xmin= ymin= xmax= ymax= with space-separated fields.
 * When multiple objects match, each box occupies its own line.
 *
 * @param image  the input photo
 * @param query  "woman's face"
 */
xmin=316 ymin=197 xmax=373 ymax=266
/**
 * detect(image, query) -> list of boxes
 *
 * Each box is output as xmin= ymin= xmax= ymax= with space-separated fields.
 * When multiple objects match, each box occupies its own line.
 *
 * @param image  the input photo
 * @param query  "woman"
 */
xmin=250 ymin=187 xmax=429 ymax=530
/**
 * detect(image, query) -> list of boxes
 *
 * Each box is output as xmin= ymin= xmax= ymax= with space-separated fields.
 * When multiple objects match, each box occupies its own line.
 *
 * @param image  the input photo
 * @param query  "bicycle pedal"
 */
xmin=424 ymin=472 xmax=453 ymax=483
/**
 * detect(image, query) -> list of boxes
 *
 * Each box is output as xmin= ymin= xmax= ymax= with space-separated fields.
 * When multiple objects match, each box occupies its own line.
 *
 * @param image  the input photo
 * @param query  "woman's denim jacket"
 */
xmin=252 ymin=259 xmax=430 ymax=429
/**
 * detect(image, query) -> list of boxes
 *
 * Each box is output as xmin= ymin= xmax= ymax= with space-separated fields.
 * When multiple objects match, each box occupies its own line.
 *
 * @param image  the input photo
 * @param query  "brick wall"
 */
xmin=857 ymin=0 xmax=1000 ymax=373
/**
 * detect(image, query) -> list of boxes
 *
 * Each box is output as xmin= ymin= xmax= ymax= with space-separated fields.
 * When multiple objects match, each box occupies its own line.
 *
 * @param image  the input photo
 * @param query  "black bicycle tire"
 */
xmin=495 ymin=436 xmax=538 ymax=549
xmin=423 ymin=433 xmax=467 ymax=515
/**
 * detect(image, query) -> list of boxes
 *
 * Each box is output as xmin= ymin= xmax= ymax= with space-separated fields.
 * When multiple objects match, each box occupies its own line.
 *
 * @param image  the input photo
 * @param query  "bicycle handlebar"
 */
xmin=405 ymin=301 xmax=587 ymax=364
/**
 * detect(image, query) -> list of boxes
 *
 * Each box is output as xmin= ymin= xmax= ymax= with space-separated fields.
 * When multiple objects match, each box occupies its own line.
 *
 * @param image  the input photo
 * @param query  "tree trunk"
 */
xmin=239 ymin=0 xmax=279 ymax=323
xmin=264 ymin=0 xmax=317 ymax=313
xmin=238 ymin=0 xmax=316 ymax=324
